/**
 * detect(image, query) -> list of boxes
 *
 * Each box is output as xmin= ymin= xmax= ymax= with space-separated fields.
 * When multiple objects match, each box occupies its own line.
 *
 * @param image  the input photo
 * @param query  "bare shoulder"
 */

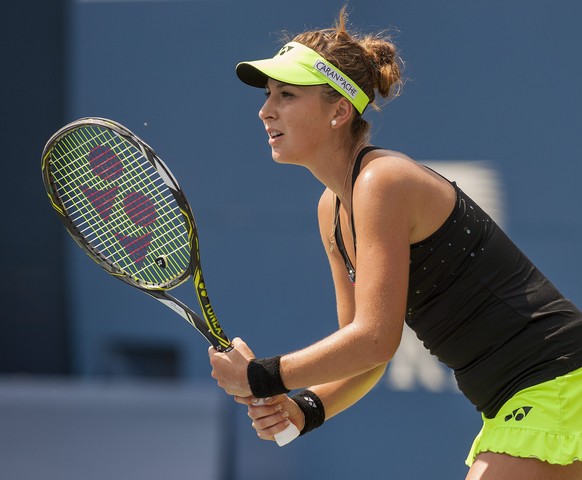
xmin=355 ymin=148 xmax=456 ymax=244
xmin=358 ymin=149 xmax=427 ymax=186
xmin=353 ymin=149 xmax=426 ymax=207
xmin=358 ymin=148 xmax=455 ymax=198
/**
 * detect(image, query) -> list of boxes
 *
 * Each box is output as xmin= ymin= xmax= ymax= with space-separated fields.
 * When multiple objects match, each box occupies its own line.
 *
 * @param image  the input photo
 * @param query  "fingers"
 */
xmin=233 ymin=395 xmax=266 ymax=406
xmin=231 ymin=337 xmax=244 ymax=348
xmin=255 ymin=418 xmax=292 ymax=441
xmin=249 ymin=404 xmax=291 ymax=441
xmin=209 ymin=345 xmax=298 ymax=443
xmin=230 ymin=337 xmax=254 ymax=359
xmin=207 ymin=339 xmax=253 ymax=397
xmin=243 ymin=394 xmax=298 ymax=442
xmin=233 ymin=394 xmax=282 ymax=407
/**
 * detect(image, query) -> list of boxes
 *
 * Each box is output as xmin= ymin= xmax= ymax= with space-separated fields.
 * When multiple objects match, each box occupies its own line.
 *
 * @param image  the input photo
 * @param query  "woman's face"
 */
xmin=259 ymin=79 xmax=336 ymax=166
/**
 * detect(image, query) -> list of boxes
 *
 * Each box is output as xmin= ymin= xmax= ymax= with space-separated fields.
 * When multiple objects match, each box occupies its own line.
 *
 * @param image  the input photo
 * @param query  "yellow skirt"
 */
xmin=466 ymin=366 xmax=582 ymax=466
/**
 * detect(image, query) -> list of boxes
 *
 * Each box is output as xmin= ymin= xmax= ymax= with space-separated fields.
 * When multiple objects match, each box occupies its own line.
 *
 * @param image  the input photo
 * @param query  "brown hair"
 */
xmin=287 ymin=6 xmax=404 ymax=145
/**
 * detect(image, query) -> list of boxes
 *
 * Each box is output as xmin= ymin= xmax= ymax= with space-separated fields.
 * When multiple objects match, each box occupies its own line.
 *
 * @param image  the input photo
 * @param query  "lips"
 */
xmin=266 ymin=127 xmax=283 ymax=145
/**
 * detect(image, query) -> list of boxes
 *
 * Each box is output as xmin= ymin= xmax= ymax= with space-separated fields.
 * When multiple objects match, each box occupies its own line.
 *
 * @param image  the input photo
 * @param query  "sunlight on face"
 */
xmin=259 ymin=80 xmax=336 ymax=166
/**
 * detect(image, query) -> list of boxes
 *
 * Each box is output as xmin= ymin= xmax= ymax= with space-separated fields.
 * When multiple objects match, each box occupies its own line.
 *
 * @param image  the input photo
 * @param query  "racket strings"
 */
xmin=49 ymin=125 xmax=191 ymax=286
xmin=53 ymin=129 xmax=166 ymax=240
xmin=54 ymin=140 xmax=188 ymax=284
xmin=66 ymin=126 xmax=190 ymax=275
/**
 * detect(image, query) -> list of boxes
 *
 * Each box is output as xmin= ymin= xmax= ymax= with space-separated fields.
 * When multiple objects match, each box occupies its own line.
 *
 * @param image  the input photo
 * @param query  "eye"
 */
xmin=263 ymin=86 xmax=296 ymax=99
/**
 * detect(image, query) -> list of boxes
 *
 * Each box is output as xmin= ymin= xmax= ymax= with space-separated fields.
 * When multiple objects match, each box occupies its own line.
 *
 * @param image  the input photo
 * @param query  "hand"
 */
xmin=234 ymin=394 xmax=305 ymax=442
xmin=208 ymin=337 xmax=255 ymax=397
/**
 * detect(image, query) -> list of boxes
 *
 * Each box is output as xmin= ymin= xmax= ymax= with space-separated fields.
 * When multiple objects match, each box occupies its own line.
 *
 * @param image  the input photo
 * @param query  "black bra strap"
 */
xmin=333 ymin=196 xmax=355 ymax=283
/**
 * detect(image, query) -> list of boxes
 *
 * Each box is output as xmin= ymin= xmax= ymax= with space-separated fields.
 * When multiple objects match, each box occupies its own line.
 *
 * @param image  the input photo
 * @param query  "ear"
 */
xmin=330 ymin=97 xmax=354 ymax=128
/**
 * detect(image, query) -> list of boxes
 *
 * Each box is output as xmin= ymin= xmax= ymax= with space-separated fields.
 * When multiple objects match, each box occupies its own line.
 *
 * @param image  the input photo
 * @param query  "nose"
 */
xmin=258 ymin=96 xmax=274 ymax=121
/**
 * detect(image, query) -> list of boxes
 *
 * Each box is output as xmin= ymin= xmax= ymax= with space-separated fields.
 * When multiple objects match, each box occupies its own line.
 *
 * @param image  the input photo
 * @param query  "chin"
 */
xmin=271 ymin=150 xmax=305 ymax=167
xmin=270 ymin=149 xmax=289 ymax=165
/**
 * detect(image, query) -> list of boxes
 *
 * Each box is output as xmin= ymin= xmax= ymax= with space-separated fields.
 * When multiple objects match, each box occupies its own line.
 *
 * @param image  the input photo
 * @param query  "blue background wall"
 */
xmin=2 ymin=1 xmax=581 ymax=479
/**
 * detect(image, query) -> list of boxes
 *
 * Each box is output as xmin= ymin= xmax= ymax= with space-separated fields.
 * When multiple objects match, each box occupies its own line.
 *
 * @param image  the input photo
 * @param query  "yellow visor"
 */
xmin=236 ymin=42 xmax=370 ymax=114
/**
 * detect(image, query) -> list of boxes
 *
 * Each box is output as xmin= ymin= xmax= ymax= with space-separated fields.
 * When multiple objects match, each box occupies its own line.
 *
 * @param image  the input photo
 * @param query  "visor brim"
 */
xmin=236 ymin=60 xmax=326 ymax=88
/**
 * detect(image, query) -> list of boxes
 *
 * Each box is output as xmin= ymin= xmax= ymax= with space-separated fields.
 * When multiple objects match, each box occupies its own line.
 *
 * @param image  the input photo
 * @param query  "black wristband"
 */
xmin=292 ymin=389 xmax=326 ymax=435
xmin=247 ymin=356 xmax=290 ymax=398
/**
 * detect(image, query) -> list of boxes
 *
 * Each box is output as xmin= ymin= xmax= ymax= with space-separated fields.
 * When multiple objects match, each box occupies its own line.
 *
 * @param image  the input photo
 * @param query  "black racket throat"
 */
xmin=146 ymin=289 xmax=232 ymax=352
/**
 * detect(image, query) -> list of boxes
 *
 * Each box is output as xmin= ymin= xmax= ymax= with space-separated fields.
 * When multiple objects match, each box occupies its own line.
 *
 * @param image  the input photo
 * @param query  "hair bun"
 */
xmin=362 ymin=37 xmax=402 ymax=100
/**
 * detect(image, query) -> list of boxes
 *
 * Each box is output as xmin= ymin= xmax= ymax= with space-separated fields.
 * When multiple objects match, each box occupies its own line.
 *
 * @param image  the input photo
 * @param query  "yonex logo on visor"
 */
xmin=314 ymin=60 xmax=358 ymax=99
xmin=236 ymin=42 xmax=370 ymax=114
xmin=278 ymin=45 xmax=294 ymax=56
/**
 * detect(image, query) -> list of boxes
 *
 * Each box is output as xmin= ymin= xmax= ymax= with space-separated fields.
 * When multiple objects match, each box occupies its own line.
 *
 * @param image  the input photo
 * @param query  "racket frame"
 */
xmin=41 ymin=117 xmax=231 ymax=352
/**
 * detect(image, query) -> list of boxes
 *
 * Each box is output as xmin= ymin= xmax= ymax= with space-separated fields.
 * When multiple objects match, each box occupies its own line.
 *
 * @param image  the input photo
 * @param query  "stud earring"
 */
xmin=331 ymin=119 xmax=338 ymax=127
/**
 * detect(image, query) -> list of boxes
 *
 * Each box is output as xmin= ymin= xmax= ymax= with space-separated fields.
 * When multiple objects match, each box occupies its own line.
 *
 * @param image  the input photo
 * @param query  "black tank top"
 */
xmin=334 ymin=147 xmax=582 ymax=417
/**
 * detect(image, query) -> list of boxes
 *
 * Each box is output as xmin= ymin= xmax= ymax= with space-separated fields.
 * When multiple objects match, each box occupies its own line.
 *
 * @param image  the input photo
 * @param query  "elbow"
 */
xmin=372 ymin=338 xmax=399 ymax=365
xmin=357 ymin=325 xmax=401 ymax=367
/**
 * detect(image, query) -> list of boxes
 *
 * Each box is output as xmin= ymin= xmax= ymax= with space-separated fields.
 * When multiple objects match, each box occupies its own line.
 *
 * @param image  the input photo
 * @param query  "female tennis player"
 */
xmin=209 ymin=7 xmax=582 ymax=478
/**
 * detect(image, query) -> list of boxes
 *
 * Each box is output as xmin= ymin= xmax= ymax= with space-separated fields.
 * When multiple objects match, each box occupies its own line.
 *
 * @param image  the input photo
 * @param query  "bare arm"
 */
xmin=279 ymin=166 xmax=412 ymax=390
xmin=281 ymin=188 xmax=389 ymax=420
xmin=236 ymin=188 xmax=391 ymax=441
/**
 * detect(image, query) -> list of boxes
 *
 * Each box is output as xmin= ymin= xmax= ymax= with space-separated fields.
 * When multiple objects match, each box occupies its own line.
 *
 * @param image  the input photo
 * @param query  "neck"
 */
xmin=306 ymin=142 xmax=367 ymax=203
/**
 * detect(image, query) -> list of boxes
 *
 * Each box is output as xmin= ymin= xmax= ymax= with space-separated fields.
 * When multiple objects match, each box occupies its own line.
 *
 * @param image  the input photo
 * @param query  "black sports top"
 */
xmin=334 ymin=147 xmax=582 ymax=418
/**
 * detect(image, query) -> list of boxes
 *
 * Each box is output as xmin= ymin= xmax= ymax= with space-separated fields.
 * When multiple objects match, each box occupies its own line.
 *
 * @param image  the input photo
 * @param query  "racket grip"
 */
xmin=254 ymin=398 xmax=301 ymax=446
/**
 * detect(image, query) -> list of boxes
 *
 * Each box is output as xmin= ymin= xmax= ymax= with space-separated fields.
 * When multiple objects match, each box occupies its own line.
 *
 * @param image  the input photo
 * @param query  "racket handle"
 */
xmin=254 ymin=398 xmax=301 ymax=446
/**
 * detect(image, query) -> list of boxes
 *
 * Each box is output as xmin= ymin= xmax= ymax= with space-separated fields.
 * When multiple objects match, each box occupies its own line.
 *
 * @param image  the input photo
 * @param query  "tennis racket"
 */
xmin=41 ymin=117 xmax=300 ymax=446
